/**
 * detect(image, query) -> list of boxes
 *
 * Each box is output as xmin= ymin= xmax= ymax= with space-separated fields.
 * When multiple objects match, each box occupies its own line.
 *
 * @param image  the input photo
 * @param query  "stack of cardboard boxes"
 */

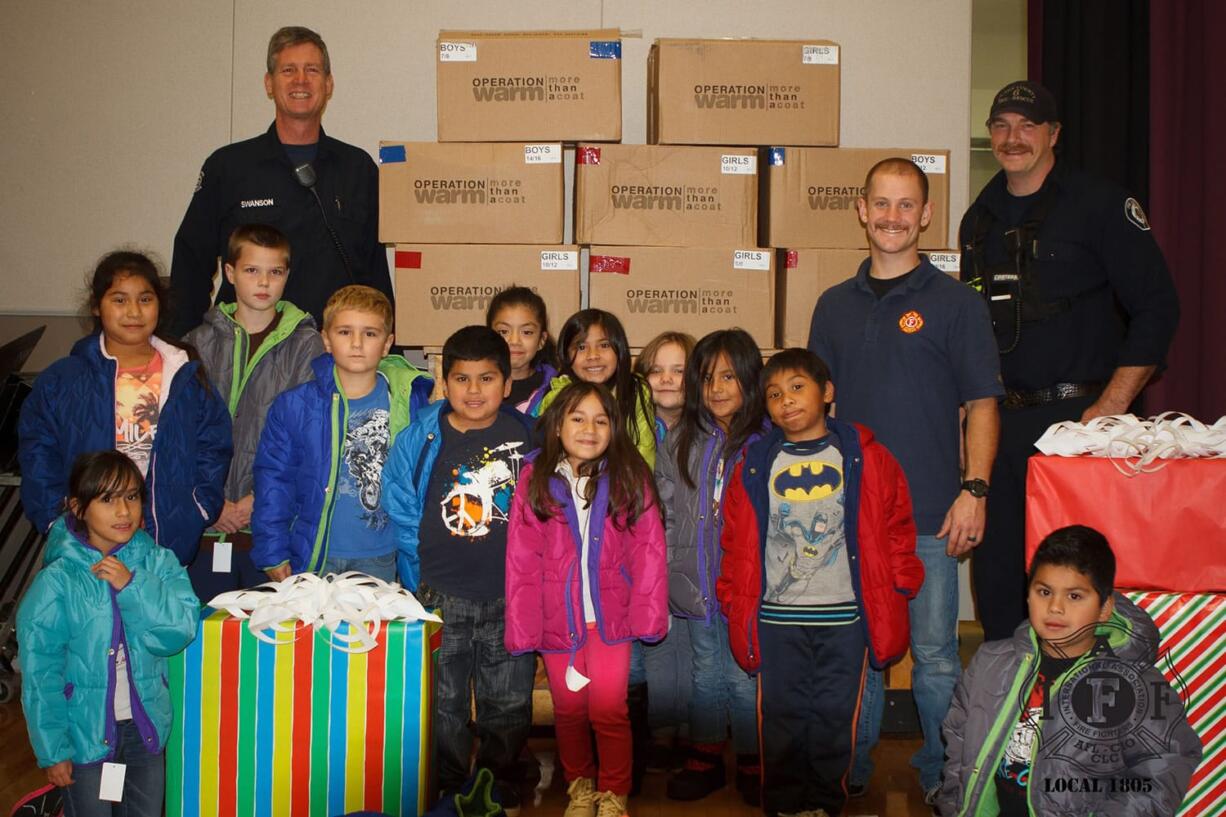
xmin=379 ymin=32 xmax=960 ymax=351
xmin=378 ymin=30 xmax=628 ymax=344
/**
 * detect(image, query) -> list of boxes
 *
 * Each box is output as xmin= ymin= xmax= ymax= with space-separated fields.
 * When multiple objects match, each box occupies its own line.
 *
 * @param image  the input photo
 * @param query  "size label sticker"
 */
xmin=733 ymin=250 xmax=771 ymax=270
xmin=540 ymin=251 xmax=578 ymax=270
xmin=911 ymin=153 xmax=947 ymax=174
xmin=803 ymin=44 xmax=839 ymax=65
xmin=438 ymin=42 xmax=477 ymax=62
xmin=721 ymin=154 xmax=758 ymax=175
xmin=524 ymin=144 xmax=562 ymax=164
xmin=927 ymin=252 xmax=961 ymax=273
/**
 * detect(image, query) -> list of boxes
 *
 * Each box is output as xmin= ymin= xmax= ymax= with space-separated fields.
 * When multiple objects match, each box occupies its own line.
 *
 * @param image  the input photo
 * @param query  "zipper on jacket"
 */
xmin=110 ymin=585 xmax=162 ymax=752
xmin=309 ymin=391 xmax=345 ymax=573
xmin=1023 ymin=645 xmax=1098 ymax=816
xmin=148 ymin=452 xmax=159 ymax=545
xmin=228 ymin=326 xmax=246 ymax=416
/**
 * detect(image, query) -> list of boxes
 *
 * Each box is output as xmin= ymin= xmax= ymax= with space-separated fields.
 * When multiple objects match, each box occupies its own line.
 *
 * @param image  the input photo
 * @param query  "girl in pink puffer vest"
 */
xmin=505 ymin=382 xmax=668 ymax=817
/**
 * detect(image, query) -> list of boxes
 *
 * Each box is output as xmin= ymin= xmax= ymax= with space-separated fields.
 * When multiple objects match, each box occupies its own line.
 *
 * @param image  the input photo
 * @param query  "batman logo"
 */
xmin=771 ymin=460 xmax=842 ymax=501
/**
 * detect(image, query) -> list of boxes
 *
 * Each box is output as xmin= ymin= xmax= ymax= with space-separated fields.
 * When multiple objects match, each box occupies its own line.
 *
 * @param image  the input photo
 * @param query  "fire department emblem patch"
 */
xmin=899 ymin=310 xmax=924 ymax=334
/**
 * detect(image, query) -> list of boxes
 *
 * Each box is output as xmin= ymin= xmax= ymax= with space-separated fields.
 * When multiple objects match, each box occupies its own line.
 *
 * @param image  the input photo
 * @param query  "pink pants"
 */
xmin=541 ymin=626 xmax=632 ymax=795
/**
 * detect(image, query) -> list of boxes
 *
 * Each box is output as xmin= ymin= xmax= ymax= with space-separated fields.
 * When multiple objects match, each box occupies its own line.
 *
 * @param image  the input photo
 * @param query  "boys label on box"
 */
xmin=524 ymin=144 xmax=562 ymax=164
xmin=911 ymin=153 xmax=948 ymax=174
xmin=540 ymin=251 xmax=578 ymax=270
xmin=439 ymin=42 xmax=477 ymax=62
xmin=721 ymin=154 xmax=758 ymax=175
xmin=802 ymin=44 xmax=840 ymax=64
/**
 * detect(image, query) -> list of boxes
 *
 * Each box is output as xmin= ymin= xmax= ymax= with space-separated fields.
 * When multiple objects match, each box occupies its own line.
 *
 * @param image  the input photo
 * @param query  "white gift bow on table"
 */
xmin=1034 ymin=412 xmax=1226 ymax=476
xmin=208 ymin=572 xmax=442 ymax=653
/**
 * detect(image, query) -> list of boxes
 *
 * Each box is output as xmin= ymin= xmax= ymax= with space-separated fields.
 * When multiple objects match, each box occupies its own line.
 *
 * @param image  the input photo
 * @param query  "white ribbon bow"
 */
xmin=1034 ymin=412 xmax=1226 ymax=476
xmin=208 ymin=572 xmax=442 ymax=653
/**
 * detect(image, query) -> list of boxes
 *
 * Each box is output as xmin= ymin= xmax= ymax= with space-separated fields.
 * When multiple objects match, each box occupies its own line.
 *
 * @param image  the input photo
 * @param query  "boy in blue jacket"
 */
xmin=251 ymin=285 xmax=431 ymax=580
xmin=384 ymin=325 xmax=536 ymax=811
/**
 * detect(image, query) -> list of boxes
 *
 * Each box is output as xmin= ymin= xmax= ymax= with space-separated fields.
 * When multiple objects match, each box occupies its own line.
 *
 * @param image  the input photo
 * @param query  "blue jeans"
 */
xmin=321 ymin=550 xmax=397 ymax=583
xmin=851 ymin=534 xmax=960 ymax=792
xmin=686 ymin=616 xmax=758 ymax=754
xmin=420 ymin=588 xmax=536 ymax=793
xmin=62 ymin=720 xmax=164 ymax=817
xmin=628 ymin=617 xmax=692 ymax=730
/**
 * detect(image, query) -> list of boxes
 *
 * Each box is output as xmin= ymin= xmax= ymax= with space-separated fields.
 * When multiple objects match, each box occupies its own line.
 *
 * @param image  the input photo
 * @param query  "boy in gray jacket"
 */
xmin=939 ymin=525 xmax=1202 ymax=817
xmin=185 ymin=224 xmax=323 ymax=598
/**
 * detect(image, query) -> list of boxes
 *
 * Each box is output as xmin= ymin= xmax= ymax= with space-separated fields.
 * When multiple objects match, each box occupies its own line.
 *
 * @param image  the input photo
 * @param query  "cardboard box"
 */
xmin=378 ymin=142 xmax=564 ymax=244
xmin=763 ymin=147 xmax=951 ymax=249
xmin=648 ymin=38 xmax=840 ymax=146
xmin=575 ymin=144 xmax=758 ymax=247
xmin=777 ymin=249 xmax=962 ymax=347
xmin=392 ymin=245 xmax=581 ymax=347
xmin=588 ymin=246 xmax=774 ymax=347
xmin=436 ymin=30 xmax=622 ymax=142
xmin=775 ymin=248 xmax=863 ymax=348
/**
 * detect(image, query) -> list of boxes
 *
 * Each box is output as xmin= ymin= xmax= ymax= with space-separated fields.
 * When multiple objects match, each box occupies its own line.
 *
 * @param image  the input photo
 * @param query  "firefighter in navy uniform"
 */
xmin=169 ymin=26 xmax=391 ymax=338
xmin=959 ymin=81 xmax=1178 ymax=641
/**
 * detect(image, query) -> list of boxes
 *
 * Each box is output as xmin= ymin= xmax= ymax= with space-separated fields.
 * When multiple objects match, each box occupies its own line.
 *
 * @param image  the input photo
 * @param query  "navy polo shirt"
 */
xmin=807 ymin=257 xmax=1003 ymax=535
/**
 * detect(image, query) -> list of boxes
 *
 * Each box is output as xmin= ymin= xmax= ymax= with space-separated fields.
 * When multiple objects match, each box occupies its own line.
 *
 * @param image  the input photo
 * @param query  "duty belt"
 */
xmin=1002 ymin=382 xmax=1103 ymax=410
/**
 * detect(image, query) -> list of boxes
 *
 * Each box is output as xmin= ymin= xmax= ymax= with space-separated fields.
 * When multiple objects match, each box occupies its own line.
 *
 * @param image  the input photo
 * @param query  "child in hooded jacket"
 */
xmin=18 ymin=250 xmax=231 ymax=590
xmin=505 ymin=382 xmax=668 ymax=817
xmin=17 ymin=451 xmax=199 ymax=814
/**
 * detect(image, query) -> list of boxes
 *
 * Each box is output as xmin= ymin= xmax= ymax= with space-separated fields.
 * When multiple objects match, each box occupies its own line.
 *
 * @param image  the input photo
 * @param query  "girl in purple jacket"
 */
xmin=505 ymin=382 xmax=668 ymax=817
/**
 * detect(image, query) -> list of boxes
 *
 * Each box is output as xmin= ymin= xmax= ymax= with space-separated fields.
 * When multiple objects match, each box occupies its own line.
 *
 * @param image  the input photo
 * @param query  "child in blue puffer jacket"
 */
xmin=17 ymin=450 xmax=200 ymax=814
xmin=17 ymin=250 xmax=232 ymax=596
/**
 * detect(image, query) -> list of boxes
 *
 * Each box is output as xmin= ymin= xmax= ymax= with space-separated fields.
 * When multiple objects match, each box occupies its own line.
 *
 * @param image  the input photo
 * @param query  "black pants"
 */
xmin=759 ymin=619 xmax=867 ymax=817
xmin=974 ymin=395 xmax=1096 ymax=642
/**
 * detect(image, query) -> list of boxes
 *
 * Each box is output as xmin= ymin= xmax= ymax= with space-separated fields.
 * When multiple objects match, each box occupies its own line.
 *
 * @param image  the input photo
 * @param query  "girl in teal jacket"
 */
xmin=17 ymin=450 xmax=199 ymax=814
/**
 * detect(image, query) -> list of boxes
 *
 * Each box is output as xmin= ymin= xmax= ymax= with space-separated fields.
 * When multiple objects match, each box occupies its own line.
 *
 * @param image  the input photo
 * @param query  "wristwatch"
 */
xmin=961 ymin=478 xmax=990 ymax=498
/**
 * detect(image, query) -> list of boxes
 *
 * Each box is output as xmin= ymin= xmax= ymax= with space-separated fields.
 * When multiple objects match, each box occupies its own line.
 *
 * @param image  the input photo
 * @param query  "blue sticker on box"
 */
xmin=589 ymin=41 xmax=622 ymax=59
xmin=769 ymin=147 xmax=786 ymax=167
xmin=379 ymin=145 xmax=406 ymax=164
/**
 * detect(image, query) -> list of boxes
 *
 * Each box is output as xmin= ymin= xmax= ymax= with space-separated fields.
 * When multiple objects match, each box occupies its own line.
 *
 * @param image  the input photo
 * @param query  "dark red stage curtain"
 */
xmin=1145 ymin=2 xmax=1226 ymax=420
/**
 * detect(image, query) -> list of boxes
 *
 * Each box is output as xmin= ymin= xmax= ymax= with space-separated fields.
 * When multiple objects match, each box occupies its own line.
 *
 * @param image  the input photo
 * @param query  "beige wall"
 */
xmin=0 ymin=0 xmax=972 ymax=323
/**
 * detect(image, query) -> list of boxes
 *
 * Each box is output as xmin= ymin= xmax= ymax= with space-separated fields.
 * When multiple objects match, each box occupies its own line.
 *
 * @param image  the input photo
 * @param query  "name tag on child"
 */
xmin=213 ymin=539 xmax=232 ymax=573
xmin=100 ymin=762 xmax=126 ymax=801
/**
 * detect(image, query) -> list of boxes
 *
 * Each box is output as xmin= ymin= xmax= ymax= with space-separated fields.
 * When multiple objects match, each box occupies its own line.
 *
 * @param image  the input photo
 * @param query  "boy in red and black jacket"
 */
xmin=717 ymin=348 xmax=924 ymax=817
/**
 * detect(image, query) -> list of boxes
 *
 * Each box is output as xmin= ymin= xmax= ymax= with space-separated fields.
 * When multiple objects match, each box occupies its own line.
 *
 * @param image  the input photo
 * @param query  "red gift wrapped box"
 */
xmin=1026 ymin=456 xmax=1226 ymax=593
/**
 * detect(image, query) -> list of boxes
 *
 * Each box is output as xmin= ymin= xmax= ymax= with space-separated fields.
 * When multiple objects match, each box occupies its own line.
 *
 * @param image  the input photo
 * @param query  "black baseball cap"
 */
xmin=989 ymin=81 xmax=1059 ymax=125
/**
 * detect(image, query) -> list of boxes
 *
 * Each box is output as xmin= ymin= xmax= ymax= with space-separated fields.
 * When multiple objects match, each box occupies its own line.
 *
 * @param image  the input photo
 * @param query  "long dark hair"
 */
xmin=556 ymin=309 xmax=652 ymax=449
xmin=86 ymin=249 xmax=210 ymax=387
xmin=527 ymin=381 xmax=658 ymax=528
xmin=66 ymin=450 xmax=146 ymax=519
xmin=674 ymin=329 xmax=765 ymax=489
xmin=485 ymin=285 xmax=558 ymax=372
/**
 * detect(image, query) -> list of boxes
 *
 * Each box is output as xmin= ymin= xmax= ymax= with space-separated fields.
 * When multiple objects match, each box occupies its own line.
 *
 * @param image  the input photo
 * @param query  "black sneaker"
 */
xmin=735 ymin=754 xmax=761 ymax=806
xmin=666 ymin=751 xmax=726 ymax=801
xmin=848 ymin=782 xmax=868 ymax=798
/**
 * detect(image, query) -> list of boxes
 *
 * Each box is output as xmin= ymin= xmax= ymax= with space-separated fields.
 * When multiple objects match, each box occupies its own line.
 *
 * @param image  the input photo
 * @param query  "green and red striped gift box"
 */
xmin=167 ymin=609 xmax=441 ymax=817
xmin=1126 ymin=591 xmax=1225 ymax=816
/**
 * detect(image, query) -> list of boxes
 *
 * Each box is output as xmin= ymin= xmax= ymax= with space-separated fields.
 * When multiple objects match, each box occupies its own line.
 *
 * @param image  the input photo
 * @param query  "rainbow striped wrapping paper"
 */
xmin=167 ymin=608 xmax=441 ymax=817
xmin=1126 ymin=591 xmax=1225 ymax=816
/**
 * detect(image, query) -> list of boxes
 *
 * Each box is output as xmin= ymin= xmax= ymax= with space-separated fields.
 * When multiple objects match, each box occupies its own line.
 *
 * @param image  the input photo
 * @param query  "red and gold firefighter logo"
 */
xmin=899 ymin=310 xmax=924 ymax=334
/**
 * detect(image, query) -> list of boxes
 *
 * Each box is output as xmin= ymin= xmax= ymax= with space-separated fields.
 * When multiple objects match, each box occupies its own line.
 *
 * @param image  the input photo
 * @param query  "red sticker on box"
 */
xmin=590 ymin=255 xmax=630 ymax=274
xmin=577 ymin=146 xmax=602 ymax=165
xmin=786 ymin=250 xmax=799 ymax=269
xmin=395 ymin=251 xmax=423 ymax=269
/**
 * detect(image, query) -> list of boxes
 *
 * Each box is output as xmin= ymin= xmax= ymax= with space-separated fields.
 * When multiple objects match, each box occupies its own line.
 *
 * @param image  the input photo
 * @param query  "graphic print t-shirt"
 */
xmin=995 ymin=651 xmax=1078 ymax=816
xmin=115 ymin=351 xmax=163 ymax=476
xmin=418 ymin=413 xmax=531 ymax=601
xmin=762 ymin=437 xmax=853 ymax=606
xmin=328 ymin=379 xmax=395 ymax=559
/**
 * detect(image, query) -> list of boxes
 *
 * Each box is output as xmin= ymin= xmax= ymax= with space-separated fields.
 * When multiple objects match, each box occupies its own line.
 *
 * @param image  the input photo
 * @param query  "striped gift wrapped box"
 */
xmin=1126 ymin=591 xmax=1225 ymax=816
xmin=167 ymin=608 xmax=441 ymax=817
